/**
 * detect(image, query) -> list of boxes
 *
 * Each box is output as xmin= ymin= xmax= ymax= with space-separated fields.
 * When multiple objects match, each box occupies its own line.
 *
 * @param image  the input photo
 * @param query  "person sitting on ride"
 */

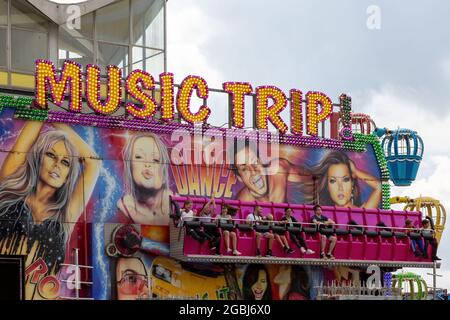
xmin=217 ymin=205 xmax=241 ymax=255
xmin=280 ymin=208 xmax=314 ymax=255
xmin=265 ymin=214 xmax=295 ymax=254
xmin=404 ymin=219 xmax=426 ymax=257
xmin=178 ymin=199 xmax=207 ymax=244
xmin=197 ymin=194 xmax=221 ymax=255
xmin=246 ymin=205 xmax=274 ymax=257
xmin=311 ymin=205 xmax=336 ymax=260
xmin=420 ymin=217 xmax=440 ymax=261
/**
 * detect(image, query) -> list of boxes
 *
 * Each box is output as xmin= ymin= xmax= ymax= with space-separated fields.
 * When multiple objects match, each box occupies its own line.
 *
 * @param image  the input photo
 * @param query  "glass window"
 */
xmin=0 ymin=28 xmax=6 ymax=66
xmin=132 ymin=47 xmax=163 ymax=75
xmin=132 ymin=0 xmax=164 ymax=49
xmin=96 ymin=0 xmax=130 ymax=44
xmin=97 ymin=42 xmax=128 ymax=76
xmin=58 ymin=31 xmax=94 ymax=69
xmin=144 ymin=50 xmax=164 ymax=76
xmin=0 ymin=0 xmax=7 ymax=26
xmin=60 ymin=12 xmax=93 ymax=39
xmin=11 ymin=0 xmax=48 ymax=32
xmin=11 ymin=29 xmax=47 ymax=72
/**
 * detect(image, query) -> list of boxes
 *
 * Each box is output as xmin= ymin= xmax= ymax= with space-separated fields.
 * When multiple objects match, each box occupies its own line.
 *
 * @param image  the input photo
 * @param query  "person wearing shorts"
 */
xmin=247 ymin=205 xmax=274 ymax=257
xmin=311 ymin=205 xmax=337 ymax=260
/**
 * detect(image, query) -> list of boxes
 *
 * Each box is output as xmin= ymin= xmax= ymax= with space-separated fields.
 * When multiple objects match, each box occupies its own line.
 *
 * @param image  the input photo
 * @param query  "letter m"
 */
xmin=35 ymin=60 xmax=82 ymax=111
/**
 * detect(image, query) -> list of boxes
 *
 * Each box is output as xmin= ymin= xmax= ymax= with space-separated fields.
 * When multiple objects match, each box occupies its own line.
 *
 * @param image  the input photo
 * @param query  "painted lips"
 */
xmin=142 ymin=170 xmax=153 ymax=179
xmin=49 ymin=171 xmax=60 ymax=179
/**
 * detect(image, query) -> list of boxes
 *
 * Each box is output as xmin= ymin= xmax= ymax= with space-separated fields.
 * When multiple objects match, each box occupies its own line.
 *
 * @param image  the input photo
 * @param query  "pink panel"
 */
xmin=334 ymin=207 xmax=350 ymax=227
xmin=348 ymin=234 xmax=365 ymax=260
xmin=334 ymin=235 xmax=351 ymax=260
xmin=349 ymin=208 xmax=365 ymax=226
xmin=392 ymin=212 xmax=408 ymax=230
xmin=184 ymin=233 xmax=201 ymax=255
xmin=364 ymin=209 xmax=379 ymax=232
xmin=378 ymin=236 xmax=395 ymax=260
xmin=378 ymin=210 xmax=394 ymax=227
xmin=393 ymin=237 xmax=409 ymax=261
xmin=364 ymin=236 xmax=379 ymax=260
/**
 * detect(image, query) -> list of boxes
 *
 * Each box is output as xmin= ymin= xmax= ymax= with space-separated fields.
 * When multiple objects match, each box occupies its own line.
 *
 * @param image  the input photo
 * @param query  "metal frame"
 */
xmin=177 ymin=255 xmax=440 ymax=269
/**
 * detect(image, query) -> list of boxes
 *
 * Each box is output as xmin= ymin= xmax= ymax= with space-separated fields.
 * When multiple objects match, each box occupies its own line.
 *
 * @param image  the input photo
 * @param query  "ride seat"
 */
xmin=303 ymin=225 xmax=318 ymax=235
xmin=254 ymin=225 xmax=270 ymax=233
xmin=393 ymin=232 xmax=407 ymax=239
xmin=184 ymin=220 xmax=201 ymax=228
xmin=236 ymin=224 xmax=253 ymax=232
xmin=409 ymin=232 xmax=422 ymax=240
xmin=271 ymin=225 xmax=287 ymax=235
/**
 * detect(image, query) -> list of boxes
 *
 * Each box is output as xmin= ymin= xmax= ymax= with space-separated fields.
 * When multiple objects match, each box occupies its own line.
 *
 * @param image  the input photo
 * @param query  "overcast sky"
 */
xmin=167 ymin=0 xmax=450 ymax=290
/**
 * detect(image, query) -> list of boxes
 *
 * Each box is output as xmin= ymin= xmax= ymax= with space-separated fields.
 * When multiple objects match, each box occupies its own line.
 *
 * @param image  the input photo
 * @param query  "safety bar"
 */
xmin=176 ymin=216 xmax=435 ymax=232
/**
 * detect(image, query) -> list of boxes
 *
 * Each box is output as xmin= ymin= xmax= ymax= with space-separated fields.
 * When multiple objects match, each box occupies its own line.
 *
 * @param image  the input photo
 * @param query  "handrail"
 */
xmin=176 ymin=216 xmax=434 ymax=233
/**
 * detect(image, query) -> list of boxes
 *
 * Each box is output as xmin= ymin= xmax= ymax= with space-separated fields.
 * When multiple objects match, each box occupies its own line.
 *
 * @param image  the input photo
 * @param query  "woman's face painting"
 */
xmin=39 ymin=140 xmax=71 ymax=189
xmin=131 ymin=137 xmax=163 ymax=190
xmin=327 ymin=163 xmax=353 ymax=207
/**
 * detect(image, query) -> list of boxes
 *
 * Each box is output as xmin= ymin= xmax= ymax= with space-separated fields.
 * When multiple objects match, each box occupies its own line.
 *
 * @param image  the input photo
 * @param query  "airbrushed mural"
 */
xmin=0 ymin=109 xmax=382 ymax=299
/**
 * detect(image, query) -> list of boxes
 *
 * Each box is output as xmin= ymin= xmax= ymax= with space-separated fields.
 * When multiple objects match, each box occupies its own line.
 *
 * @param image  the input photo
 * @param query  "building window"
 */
xmin=96 ymin=0 xmax=130 ymax=44
xmin=97 ymin=42 xmax=128 ymax=75
xmin=9 ymin=0 xmax=49 ymax=72
xmin=11 ymin=29 xmax=48 ymax=72
xmin=0 ymin=0 xmax=7 ymax=26
xmin=11 ymin=0 xmax=48 ymax=32
xmin=132 ymin=0 xmax=164 ymax=49
xmin=58 ymin=32 xmax=94 ymax=69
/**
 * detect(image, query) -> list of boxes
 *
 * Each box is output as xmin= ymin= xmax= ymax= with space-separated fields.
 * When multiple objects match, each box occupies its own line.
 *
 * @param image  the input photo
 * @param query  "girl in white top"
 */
xmin=218 ymin=205 xmax=241 ymax=255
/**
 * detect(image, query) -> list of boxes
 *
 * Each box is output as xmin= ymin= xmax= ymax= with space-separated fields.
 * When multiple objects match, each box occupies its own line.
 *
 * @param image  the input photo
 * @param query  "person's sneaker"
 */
xmin=286 ymin=248 xmax=295 ymax=254
xmin=433 ymin=256 xmax=442 ymax=261
xmin=233 ymin=250 xmax=242 ymax=256
xmin=300 ymin=247 xmax=307 ymax=254
xmin=256 ymin=248 xmax=261 ymax=257
xmin=306 ymin=249 xmax=315 ymax=255
xmin=320 ymin=252 xmax=327 ymax=259
xmin=210 ymin=246 xmax=216 ymax=251
xmin=226 ymin=248 xmax=232 ymax=253
xmin=326 ymin=253 xmax=335 ymax=260
xmin=266 ymin=249 xmax=272 ymax=257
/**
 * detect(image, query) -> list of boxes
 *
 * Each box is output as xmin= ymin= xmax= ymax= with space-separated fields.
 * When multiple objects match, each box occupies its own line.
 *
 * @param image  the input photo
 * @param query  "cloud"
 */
xmin=167 ymin=1 xmax=225 ymax=87
xmin=354 ymin=85 xmax=450 ymax=157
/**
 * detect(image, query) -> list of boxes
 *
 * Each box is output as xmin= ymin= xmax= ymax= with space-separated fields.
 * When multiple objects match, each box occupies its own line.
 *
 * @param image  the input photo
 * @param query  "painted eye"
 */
xmin=61 ymin=159 xmax=70 ymax=167
xmin=153 ymin=158 xmax=160 ymax=163
xmin=329 ymin=178 xmax=336 ymax=184
xmin=135 ymin=155 xmax=143 ymax=160
xmin=46 ymin=152 xmax=55 ymax=159
xmin=343 ymin=176 xmax=351 ymax=183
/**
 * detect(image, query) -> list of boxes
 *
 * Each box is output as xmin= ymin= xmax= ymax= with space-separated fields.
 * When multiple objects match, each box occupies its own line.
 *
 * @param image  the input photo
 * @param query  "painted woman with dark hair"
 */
xmin=242 ymin=264 xmax=272 ymax=300
xmin=0 ymin=121 xmax=100 ymax=272
xmin=117 ymin=132 xmax=172 ymax=226
xmin=307 ymin=150 xmax=381 ymax=208
xmin=283 ymin=265 xmax=310 ymax=300
xmin=274 ymin=265 xmax=310 ymax=300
